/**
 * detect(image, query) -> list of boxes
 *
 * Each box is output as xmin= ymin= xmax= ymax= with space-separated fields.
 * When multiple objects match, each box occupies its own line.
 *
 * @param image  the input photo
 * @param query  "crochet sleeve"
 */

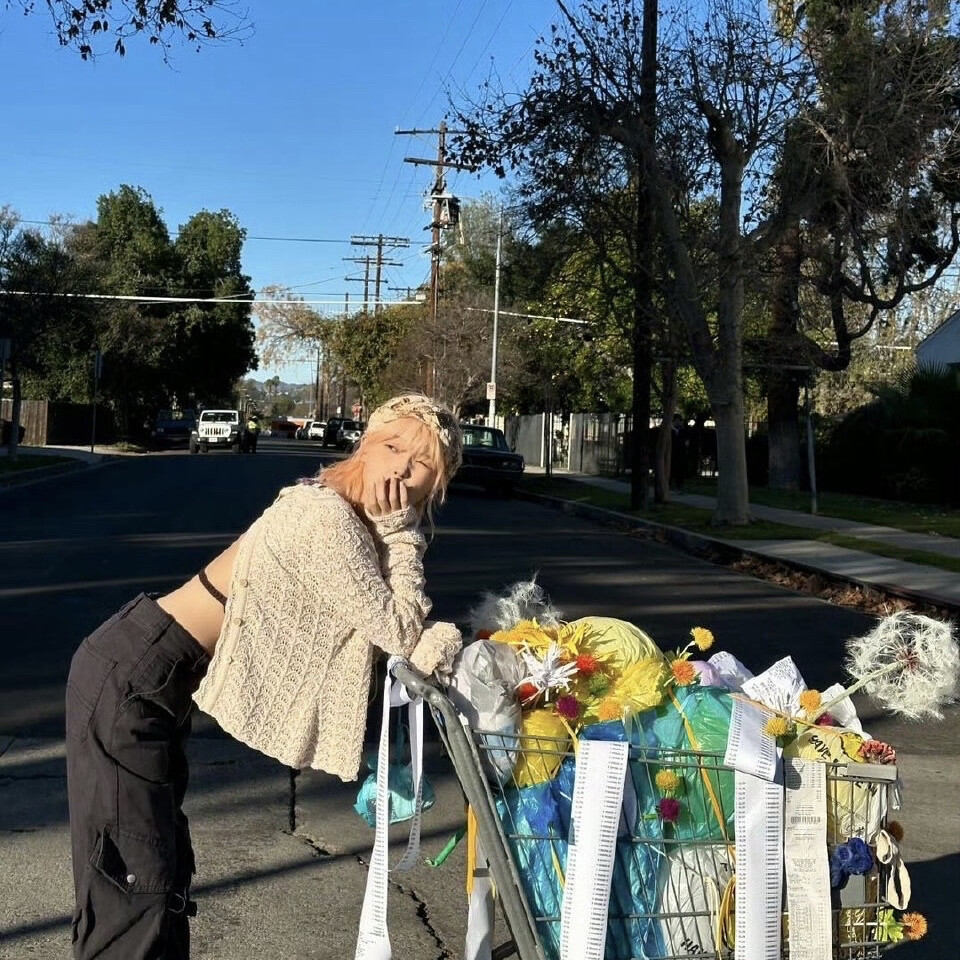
xmin=319 ymin=503 xmax=432 ymax=657
xmin=364 ymin=509 xmax=462 ymax=672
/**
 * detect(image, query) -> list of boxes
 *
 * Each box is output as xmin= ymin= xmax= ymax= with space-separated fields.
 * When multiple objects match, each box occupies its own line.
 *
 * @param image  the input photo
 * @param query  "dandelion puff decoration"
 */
xmin=839 ymin=612 xmax=960 ymax=721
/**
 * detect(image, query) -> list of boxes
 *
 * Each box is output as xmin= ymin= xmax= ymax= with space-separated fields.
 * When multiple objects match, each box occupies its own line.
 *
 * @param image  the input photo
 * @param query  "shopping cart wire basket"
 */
xmin=392 ymin=662 xmax=899 ymax=960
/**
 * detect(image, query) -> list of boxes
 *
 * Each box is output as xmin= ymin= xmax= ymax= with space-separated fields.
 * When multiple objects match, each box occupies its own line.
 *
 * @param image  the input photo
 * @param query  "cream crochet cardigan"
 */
xmin=193 ymin=482 xmax=462 ymax=780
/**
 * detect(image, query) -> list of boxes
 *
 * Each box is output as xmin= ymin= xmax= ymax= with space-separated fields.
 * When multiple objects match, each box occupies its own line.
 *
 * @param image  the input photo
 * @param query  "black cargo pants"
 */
xmin=66 ymin=594 xmax=210 ymax=960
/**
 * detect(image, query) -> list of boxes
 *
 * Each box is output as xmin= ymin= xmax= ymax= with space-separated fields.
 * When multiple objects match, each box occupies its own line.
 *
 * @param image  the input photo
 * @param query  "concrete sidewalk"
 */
xmin=528 ymin=470 xmax=960 ymax=612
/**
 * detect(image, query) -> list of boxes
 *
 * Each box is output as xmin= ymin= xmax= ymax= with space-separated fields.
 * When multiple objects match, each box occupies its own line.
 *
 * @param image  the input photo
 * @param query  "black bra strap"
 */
xmin=198 ymin=567 xmax=227 ymax=607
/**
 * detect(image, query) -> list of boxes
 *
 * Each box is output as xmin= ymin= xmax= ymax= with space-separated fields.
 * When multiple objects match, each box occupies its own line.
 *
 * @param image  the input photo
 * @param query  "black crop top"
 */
xmin=198 ymin=567 xmax=227 ymax=607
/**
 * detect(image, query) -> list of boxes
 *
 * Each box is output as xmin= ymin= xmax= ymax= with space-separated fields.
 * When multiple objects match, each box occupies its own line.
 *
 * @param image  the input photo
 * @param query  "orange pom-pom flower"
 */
xmin=576 ymin=653 xmax=600 ymax=676
xmin=902 ymin=913 xmax=927 ymax=941
xmin=671 ymin=659 xmax=697 ymax=686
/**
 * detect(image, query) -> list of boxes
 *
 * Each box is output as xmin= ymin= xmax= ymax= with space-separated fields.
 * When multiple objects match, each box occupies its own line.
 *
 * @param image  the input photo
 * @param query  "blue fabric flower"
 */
xmin=845 ymin=837 xmax=874 ymax=874
xmin=830 ymin=838 xmax=875 ymax=888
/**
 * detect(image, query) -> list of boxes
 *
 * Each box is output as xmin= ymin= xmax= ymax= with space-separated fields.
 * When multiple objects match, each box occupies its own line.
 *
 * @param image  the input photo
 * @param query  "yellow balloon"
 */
xmin=569 ymin=616 xmax=665 ymax=671
xmin=513 ymin=708 xmax=570 ymax=788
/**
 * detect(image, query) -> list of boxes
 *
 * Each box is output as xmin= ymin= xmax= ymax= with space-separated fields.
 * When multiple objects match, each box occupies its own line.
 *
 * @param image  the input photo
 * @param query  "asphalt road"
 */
xmin=0 ymin=437 xmax=957 ymax=957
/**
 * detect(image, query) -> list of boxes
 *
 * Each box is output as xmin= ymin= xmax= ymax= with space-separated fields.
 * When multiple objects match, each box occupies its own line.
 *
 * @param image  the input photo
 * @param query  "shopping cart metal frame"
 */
xmin=393 ymin=662 xmax=899 ymax=960
xmin=394 ymin=662 xmax=546 ymax=960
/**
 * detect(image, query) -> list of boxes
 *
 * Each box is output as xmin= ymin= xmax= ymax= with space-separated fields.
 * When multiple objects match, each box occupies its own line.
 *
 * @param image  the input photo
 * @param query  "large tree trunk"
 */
xmin=712 ymin=150 xmax=751 ymax=524
xmin=712 ymin=393 xmax=750 ymax=524
xmin=630 ymin=286 xmax=653 ymax=510
xmin=629 ymin=0 xmax=658 ymax=511
xmin=766 ymin=220 xmax=803 ymax=490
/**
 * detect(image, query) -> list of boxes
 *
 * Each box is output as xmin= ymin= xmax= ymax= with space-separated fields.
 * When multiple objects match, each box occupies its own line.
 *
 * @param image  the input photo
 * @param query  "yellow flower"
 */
xmin=671 ymin=659 xmax=697 ymax=686
xmin=798 ymin=689 xmax=822 ymax=713
xmin=612 ymin=658 xmax=667 ymax=713
xmin=765 ymin=716 xmax=794 ymax=738
xmin=655 ymin=770 xmax=681 ymax=793
xmin=902 ymin=913 xmax=928 ymax=941
xmin=554 ymin=620 xmax=595 ymax=658
xmin=597 ymin=696 xmax=623 ymax=722
xmin=490 ymin=619 xmax=557 ymax=653
xmin=690 ymin=627 xmax=715 ymax=651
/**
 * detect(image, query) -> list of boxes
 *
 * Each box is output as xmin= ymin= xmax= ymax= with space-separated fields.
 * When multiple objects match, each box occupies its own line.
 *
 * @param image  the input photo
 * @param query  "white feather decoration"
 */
xmin=467 ymin=578 xmax=564 ymax=637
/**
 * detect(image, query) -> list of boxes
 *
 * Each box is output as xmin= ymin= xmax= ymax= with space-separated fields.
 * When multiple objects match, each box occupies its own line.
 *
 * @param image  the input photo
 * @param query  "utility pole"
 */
xmin=339 ymin=292 xmax=349 ymax=415
xmin=487 ymin=210 xmax=503 ymax=428
xmin=350 ymin=235 xmax=410 ymax=313
xmin=396 ymin=121 xmax=472 ymax=395
xmin=388 ymin=285 xmax=419 ymax=302
xmin=343 ymin=255 xmax=375 ymax=312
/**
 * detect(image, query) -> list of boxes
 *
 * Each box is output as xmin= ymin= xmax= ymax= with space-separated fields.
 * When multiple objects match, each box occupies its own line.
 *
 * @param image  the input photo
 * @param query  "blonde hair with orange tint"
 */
xmin=317 ymin=418 xmax=450 ymax=530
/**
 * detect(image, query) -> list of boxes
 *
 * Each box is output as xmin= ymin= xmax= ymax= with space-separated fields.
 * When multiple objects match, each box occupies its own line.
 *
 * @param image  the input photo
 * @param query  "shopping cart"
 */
xmin=393 ymin=662 xmax=900 ymax=960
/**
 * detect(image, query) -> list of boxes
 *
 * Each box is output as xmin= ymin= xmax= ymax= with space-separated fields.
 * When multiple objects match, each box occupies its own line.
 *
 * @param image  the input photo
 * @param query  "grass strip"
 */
xmin=0 ymin=454 xmax=73 ymax=475
xmin=519 ymin=476 xmax=960 ymax=574
xmin=683 ymin=478 xmax=960 ymax=539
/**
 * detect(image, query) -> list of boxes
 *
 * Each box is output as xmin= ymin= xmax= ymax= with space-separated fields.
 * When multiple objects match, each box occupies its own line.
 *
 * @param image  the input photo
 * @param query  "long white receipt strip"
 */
xmin=784 ymin=758 xmax=833 ymax=960
xmin=560 ymin=740 xmax=629 ymax=960
xmin=355 ymin=662 xmax=426 ymax=960
xmin=724 ymin=698 xmax=779 ymax=781
xmin=735 ymin=767 xmax=785 ymax=960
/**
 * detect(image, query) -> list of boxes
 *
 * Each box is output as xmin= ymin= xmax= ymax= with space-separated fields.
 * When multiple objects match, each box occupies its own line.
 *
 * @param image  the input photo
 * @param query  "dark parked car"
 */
xmin=150 ymin=409 xmax=196 ymax=448
xmin=455 ymin=424 xmax=524 ymax=496
xmin=321 ymin=417 xmax=345 ymax=447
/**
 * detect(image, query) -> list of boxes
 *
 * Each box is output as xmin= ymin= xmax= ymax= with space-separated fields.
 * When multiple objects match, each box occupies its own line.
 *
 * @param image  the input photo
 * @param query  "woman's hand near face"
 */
xmin=364 ymin=475 xmax=409 ymax=517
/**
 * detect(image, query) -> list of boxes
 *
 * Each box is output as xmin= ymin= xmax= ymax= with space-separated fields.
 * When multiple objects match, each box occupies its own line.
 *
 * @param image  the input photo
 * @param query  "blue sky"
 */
xmin=1 ymin=1 xmax=560 ymax=384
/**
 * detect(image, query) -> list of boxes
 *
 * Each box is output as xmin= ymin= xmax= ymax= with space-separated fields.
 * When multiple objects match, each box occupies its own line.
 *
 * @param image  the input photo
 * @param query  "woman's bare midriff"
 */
xmin=156 ymin=537 xmax=243 ymax=656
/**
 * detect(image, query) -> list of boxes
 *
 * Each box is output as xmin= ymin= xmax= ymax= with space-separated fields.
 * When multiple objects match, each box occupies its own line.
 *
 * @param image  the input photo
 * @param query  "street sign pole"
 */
xmin=90 ymin=350 xmax=102 ymax=454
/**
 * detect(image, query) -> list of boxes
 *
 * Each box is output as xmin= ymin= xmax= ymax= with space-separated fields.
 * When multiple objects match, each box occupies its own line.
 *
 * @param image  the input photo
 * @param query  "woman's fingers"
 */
xmin=365 ymin=477 xmax=410 ymax=516
xmin=387 ymin=477 xmax=403 ymax=513
xmin=376 ymin=478 xmax=391 ymax=515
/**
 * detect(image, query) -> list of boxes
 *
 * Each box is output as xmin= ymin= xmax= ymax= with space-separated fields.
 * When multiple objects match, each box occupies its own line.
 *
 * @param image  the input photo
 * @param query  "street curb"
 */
xmin=515 ymin=487 xmax=960 ymax=617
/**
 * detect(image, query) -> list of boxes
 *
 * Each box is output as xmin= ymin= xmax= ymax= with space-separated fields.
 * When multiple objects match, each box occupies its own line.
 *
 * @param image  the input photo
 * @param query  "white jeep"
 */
xmin=190 ymin=409 xmax=244 ymax=454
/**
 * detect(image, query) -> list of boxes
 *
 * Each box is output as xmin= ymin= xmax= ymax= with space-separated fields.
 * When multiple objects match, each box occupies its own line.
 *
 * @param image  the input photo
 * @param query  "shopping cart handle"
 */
xmin=391 ymin=660 xmax=448 ymax=706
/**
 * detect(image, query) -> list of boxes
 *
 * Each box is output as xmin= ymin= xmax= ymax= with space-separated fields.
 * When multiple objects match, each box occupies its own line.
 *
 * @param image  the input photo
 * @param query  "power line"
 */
xmin=465 ymin=307 xmax=591 ymax=325
xmin=1 ymin=290 xmax=418 ymax=307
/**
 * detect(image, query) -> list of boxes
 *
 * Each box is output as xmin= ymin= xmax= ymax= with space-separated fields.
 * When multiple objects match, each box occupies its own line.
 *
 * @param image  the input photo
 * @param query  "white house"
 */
xmin=916 ymin=310 xmax=960 ymax=372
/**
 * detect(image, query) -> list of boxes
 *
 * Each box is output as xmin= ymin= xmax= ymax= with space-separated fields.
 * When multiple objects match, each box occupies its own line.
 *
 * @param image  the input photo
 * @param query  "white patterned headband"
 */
xmin=367 ymin=394 xmax=463 ymax=475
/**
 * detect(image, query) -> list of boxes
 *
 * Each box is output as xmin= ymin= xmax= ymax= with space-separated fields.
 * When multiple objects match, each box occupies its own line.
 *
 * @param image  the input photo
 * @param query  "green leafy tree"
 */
xmin=760 ymin=0 xmax=960 ymax=489
xmin=330 ymin=308 xmax=411 ymax=410
xmin=168 ymin=209 xmax=256 ymax=405
xmin=66 ymin=186 xmax=255 ymax=435
xmin=454 ymin=0 xmax=812 ymax=523
xmin=1 ymin=210 xmax=93 ymax=456
xmin=821 ymin=366 xmax=960 ymax=503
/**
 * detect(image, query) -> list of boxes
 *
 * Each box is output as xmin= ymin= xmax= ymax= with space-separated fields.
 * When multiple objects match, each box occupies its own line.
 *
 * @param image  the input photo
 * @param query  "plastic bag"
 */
xmin=495 ymin=745 xmax=664 ymax=960
xmin=353 ymin=722 xmax=435 ymax=827
xmin=569 ymin=616 xmax=664 ymax=671
xmin=447 ymin=639 xmax=524 ymax=783
xmin=628 ymin=685 xmax=736 ymax=842
xmin=657 ymin=845 xmax=734 ymax=956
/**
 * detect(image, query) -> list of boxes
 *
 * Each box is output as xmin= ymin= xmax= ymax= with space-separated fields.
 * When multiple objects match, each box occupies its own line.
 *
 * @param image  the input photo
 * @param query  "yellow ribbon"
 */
xmin=466 ymin=804 xmax=478 ymax=897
